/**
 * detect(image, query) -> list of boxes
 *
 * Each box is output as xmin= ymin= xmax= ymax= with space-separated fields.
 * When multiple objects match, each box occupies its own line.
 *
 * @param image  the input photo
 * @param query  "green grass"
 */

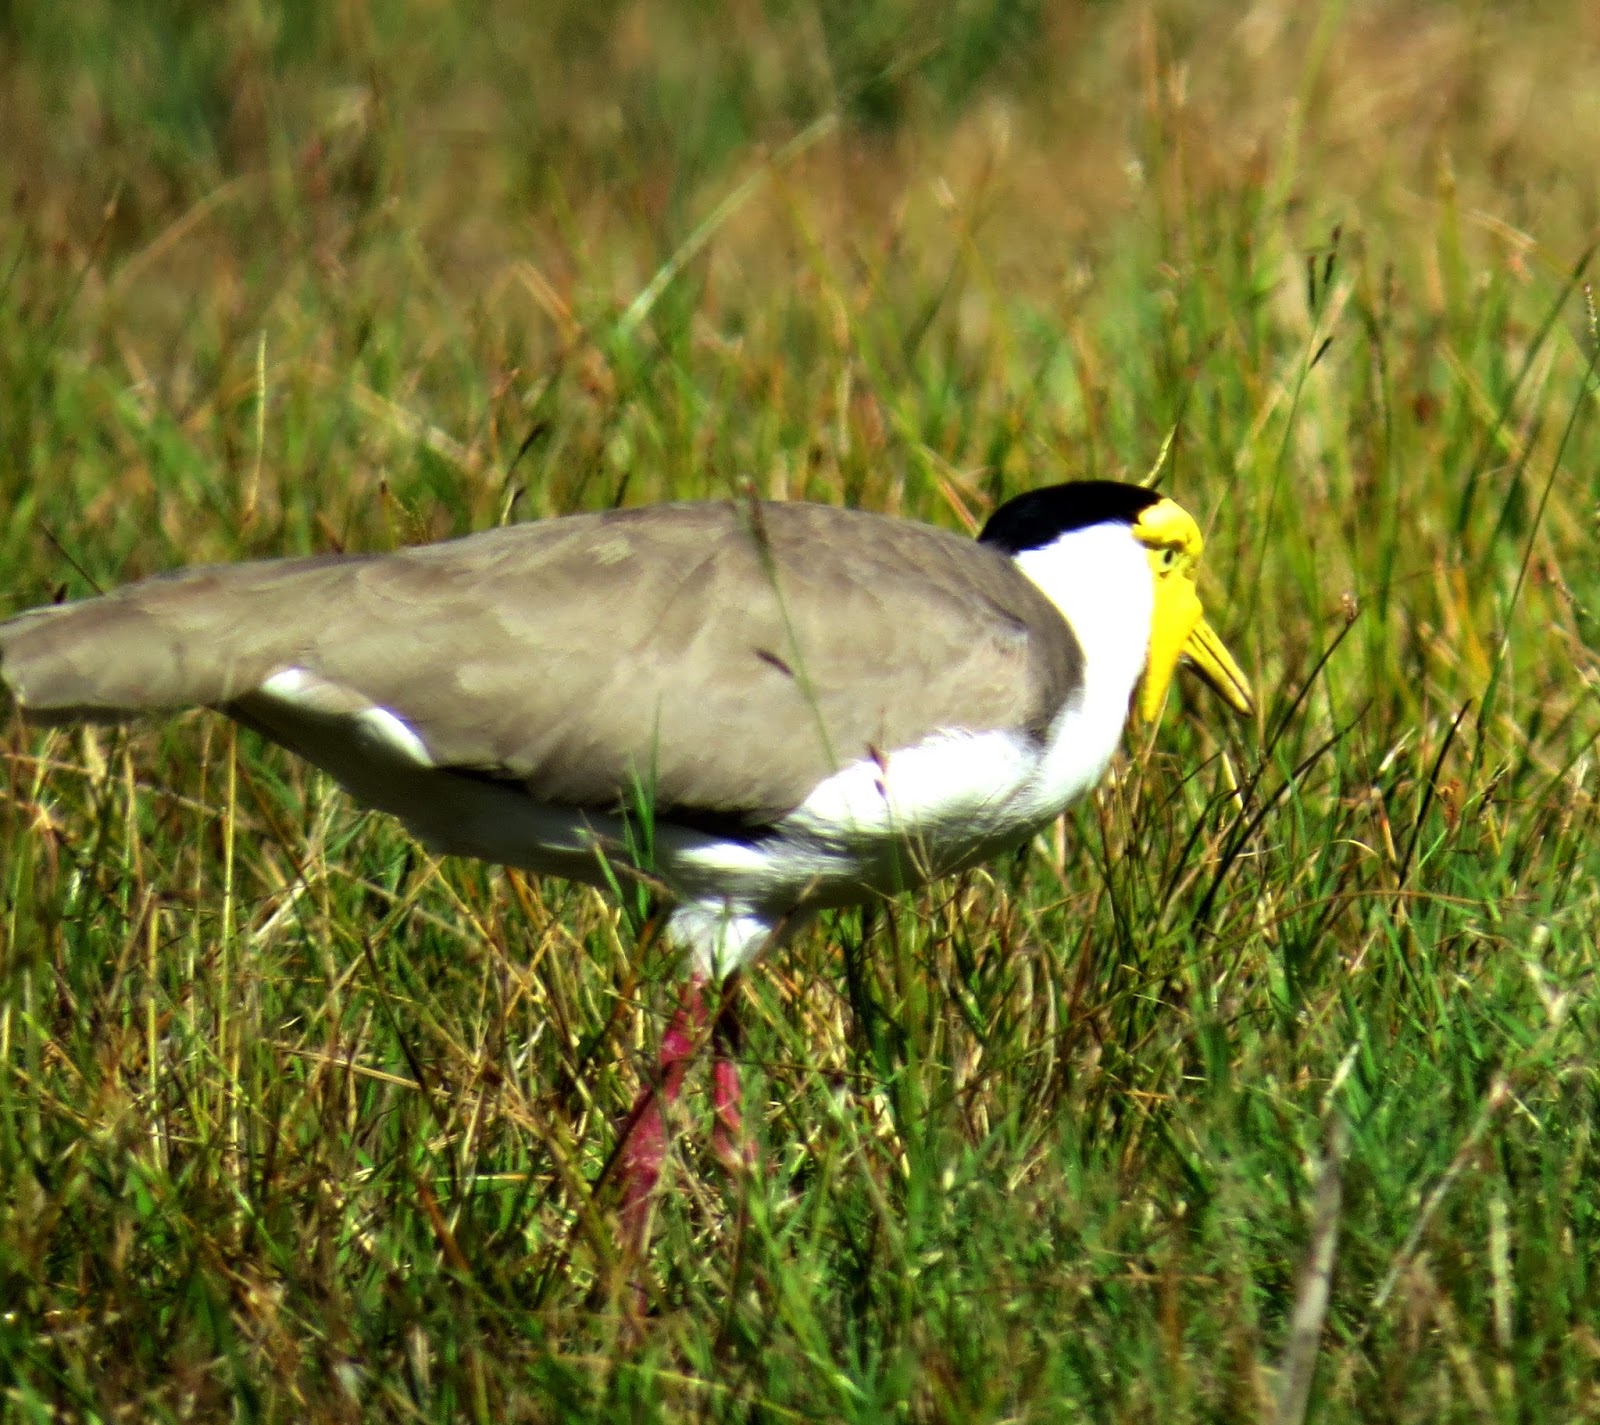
xmin=4 ymin=0 xmax=1600 ymax=1419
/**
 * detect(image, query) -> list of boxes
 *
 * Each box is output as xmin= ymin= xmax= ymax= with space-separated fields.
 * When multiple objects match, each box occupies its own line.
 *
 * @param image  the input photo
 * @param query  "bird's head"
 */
xmin=1125 ymin=493 xmax=1254 ymax=722
xmin=979 ymin=480 xmax=1254 ymax=724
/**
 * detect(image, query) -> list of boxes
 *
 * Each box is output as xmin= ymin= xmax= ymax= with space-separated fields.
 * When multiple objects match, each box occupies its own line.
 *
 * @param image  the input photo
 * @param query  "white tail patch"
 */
xmin=354 ymin=707 xmax=435 ymax=767
xmin=257 ymin=667 xmax=435 ymax=767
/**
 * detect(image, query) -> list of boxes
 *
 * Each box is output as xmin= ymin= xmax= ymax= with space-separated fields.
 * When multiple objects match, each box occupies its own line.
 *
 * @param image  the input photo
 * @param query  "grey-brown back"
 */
xmin=0 ymin=499 xmax=1083 ymax=825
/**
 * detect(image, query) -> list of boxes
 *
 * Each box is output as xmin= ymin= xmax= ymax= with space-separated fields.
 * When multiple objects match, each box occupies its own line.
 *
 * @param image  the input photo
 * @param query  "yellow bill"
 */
xmin=1132 ymin=497 xmax=1255 ymax=723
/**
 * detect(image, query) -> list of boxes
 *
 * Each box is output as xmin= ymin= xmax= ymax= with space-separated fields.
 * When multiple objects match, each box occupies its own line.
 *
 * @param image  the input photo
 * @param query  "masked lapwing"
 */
xmin=0 ymin=479 xmax=1253 ymax=1232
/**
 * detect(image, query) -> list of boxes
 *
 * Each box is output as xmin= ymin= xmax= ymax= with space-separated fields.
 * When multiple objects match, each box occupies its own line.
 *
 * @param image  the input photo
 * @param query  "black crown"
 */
xmin=978 ymin=481 xmax=1161 ymax=555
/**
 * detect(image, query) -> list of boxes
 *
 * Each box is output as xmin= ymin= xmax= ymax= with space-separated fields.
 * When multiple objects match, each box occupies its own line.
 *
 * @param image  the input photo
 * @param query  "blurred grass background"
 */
xmin=3 ymin=0 xmax=1600 ymax=1419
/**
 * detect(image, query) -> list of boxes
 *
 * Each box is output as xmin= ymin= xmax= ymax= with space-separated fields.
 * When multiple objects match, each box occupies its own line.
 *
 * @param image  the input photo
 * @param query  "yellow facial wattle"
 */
xmin=1131 ymin=497 xmax=1255 ymax=723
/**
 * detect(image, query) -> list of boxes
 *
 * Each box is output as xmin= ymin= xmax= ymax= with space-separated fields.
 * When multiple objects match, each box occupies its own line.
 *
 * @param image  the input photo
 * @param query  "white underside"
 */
xmin=236 ymin=522 xmax=1156 ymax=979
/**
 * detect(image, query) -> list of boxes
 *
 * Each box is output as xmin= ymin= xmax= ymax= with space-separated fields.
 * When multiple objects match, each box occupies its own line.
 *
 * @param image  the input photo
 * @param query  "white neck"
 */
xmin=1009 ymin=522 xmax=1154 ymax=811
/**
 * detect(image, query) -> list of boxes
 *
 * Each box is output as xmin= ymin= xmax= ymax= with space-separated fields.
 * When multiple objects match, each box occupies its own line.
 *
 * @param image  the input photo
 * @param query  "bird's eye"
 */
xmin=1161 ymin=547 xmax=1178 ymax=569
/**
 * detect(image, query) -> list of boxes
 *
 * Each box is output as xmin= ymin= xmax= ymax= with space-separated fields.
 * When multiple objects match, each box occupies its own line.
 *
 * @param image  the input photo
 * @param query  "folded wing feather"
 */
xmin=0 ymin=501 xmax=1083 ymax=826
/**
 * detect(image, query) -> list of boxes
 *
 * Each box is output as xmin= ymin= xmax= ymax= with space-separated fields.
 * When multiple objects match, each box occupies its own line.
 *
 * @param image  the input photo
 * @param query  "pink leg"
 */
xmin=616 ymin=978 xmax=708 ymax=1243
xmin=613 ymin=973 xmax=756 ymax=1249
xmin=710 ymin=987 xmax=755 ymax=1173
xmin=709 ymin=1054 xmax=745 ymax=1169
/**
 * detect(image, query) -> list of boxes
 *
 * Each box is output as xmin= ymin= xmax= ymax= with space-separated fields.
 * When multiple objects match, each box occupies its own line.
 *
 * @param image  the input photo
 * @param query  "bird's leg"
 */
xmin=616 ymin=976 xmax=711 ymax=1244
xmin=709 ymin=975 xmax=755 ymax=1174
xmin=614 ymin=971 xmax=756 ymax=1247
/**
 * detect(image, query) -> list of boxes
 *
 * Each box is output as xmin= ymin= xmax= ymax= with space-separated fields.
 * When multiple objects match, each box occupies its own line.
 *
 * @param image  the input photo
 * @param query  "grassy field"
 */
xmin=3 ymin=0 xmax=1600 ymax=1419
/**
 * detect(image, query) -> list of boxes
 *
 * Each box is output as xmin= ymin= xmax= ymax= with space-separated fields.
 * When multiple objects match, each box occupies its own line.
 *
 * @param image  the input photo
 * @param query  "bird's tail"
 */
xmin=0 ymin=558 xmax=345 ymax=725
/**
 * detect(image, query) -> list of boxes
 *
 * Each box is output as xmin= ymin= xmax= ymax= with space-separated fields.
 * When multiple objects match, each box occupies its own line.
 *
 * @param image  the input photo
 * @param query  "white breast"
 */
xmin=1008 ymin=520 xmax=1156 ymax=822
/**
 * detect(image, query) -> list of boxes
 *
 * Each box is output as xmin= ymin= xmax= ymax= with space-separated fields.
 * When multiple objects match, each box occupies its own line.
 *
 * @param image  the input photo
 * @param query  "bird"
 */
xmin=0 ymin=479 xmax=1253 ymax=1235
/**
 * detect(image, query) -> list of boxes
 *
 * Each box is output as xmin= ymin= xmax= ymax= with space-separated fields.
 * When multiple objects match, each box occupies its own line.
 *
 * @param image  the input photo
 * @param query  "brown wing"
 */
xmin=0 ymin=500 xmax=1083 ymax=824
